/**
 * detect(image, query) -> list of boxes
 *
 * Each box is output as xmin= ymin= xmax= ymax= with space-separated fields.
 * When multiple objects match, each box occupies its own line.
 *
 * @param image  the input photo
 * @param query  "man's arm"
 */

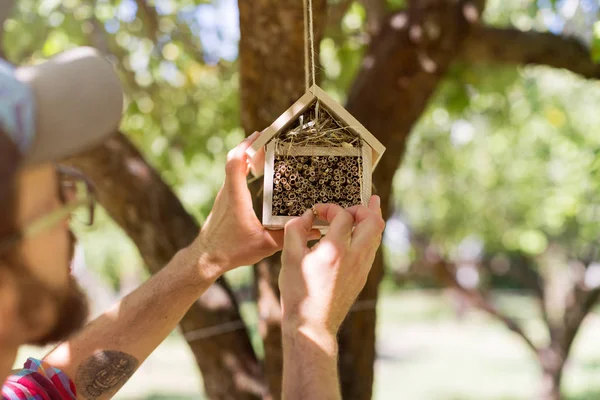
xmin=279 ymin=199 xmax=385 ymax=400
xmin=282 ymin=324 xmax=340 ymax=399
xmin=43 ymin=246 xmax=221 ymax=400
xmin=43 ymin=132 xmax=312 ymax=400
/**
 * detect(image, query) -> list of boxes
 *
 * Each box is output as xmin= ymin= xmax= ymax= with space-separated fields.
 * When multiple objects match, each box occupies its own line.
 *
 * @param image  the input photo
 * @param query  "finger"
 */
xmin=226 ymin=131 xmax=261 ymax=163
xmin=313 ymin=203 xmax=347 ymax=224
xmin=350 ymin=207 xmax=386 ymax=250
xmin=344 ymin=205 xmax=378 ymax=225
xmin=314 ymin=204 xmax=354 ymax=251
xmin=248 ymin=146 xmax=265 ymax=177
xmin=369 ymin=195 xmax=382 ymax=217
xmin=283 ymin=209 xmax=315 ymax=262
xmin=225 ymin=131 xmax=261 ymax=191
xmin=345 ymin=196 xmax=382 ymax=221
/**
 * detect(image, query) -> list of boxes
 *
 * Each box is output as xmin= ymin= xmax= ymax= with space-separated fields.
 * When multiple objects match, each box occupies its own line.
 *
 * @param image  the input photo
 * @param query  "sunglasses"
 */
xmin=0 ymin=165 xmax=96 ymax=255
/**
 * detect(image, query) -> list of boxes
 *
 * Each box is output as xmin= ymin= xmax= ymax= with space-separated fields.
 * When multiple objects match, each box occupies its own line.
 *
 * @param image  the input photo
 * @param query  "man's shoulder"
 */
xmin=2 ymin=358 xmax=76 ymax=400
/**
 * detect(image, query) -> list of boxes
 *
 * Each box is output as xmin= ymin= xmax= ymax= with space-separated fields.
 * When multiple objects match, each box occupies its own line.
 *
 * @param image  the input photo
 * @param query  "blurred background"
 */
xmin=6 ymin=0 xmax=600 ymax=399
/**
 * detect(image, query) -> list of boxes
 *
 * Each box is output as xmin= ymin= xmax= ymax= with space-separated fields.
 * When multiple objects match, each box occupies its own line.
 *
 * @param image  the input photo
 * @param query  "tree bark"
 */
xmin=537 ymin=288 xmax=600 ymax=400
xmin=540 ymin=369 xmax=562 ymax=400
xmin=66 ymin=133 xmax=265 ymax=399
xmin=339 ymin=1 xmax=487 ymax=398
xmin=460 ymin=26 xmax=600 ymax=79
xmin=538 ymin=346 xmax=565 ymax=400
xmin=238 ymin=0 xmax=327 ymax=397
xmin=359 ymin=0 xmax=387 ymax=35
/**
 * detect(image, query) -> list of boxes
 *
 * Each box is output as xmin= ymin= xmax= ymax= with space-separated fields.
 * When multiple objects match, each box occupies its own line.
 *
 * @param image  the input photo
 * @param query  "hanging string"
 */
xmin=309 ymin=0 xmax=316 ymax=88
xmin=303 ymin=0 xmax=316 ymax=90
xmin=303 ymin=0 xmax=310 ymax=90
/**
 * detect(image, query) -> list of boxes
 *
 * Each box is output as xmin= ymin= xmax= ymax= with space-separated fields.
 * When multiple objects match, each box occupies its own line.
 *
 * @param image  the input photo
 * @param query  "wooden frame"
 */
xmin=246 ymin=84 xmax=384 ymax=232
xmin=246 ymin=85 xmax=386 ymax=177
xmin=263 ymin=140 xmax=372 ymax=232
xmin=309 ymin=85 xmax=385 ymax=169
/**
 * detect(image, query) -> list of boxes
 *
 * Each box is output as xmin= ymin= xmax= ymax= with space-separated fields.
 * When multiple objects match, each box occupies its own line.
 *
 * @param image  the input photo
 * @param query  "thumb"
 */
xmin=283 ymin=209 xmax=315 ymax=263
xmin=225 ymin=131 xmax=260 ymax=194
xmin=369 ymin=195 xmax=382 ymax=217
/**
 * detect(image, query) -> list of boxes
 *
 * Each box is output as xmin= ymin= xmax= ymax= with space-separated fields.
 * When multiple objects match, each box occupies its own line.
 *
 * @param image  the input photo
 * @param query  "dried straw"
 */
xmin=276 ymin=101 xmax=362 ymax=148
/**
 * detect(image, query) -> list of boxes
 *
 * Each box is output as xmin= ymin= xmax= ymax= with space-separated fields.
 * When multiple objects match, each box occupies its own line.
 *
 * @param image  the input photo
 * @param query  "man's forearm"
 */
xmin=282 ymin=323 xmax=341 ymax=400
xmin=43 ymin=246 xmax=220 ymax=400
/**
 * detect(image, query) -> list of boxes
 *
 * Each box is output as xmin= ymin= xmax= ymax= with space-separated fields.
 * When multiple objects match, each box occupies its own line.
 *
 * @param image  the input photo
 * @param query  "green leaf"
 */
xmin=592 ymin=21 xmax=600 ymax=63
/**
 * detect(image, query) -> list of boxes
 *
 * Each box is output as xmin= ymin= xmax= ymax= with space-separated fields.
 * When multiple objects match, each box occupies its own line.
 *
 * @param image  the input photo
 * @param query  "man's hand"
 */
xmin=194 ymin=131 xmax=320 ymax=276
xmin=279 ymin=197 xmax=385 ymax=400
xmin=280 ymin=196 xmax=385 ymax=336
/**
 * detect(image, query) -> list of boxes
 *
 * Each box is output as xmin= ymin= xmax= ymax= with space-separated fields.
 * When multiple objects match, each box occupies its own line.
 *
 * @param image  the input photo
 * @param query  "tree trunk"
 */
xmin=540 ymin=367 xmax=563 ymax=400
xmin=238 ymin=0 xmax=327 ymax=397
xmin=538 ymin=346 xmax=565 ymax=400
xmin=536 ymin=289 xmax=600 ymax=400
xmin=254 ymin=254 xmax=283 ymax=399
xmin=337 ymin=2 xmax=486 ymax=398
xmin=337 ymin=251 xmax=385 ymax=400
xmin=66 ymin=133 xmax=265 ymax=399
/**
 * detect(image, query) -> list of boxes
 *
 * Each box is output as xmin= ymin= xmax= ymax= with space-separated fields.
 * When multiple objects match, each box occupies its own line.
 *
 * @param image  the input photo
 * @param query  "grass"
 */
xmin=374 ymin=291 xmax=600 ymax=400
xmin=13 ymin=290 xmax=600 ymax=399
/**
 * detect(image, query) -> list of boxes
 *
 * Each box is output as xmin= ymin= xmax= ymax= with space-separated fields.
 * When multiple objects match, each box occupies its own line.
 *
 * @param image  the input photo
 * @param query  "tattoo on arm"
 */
xmin=75 ymin=350 xmax=139 ymax=400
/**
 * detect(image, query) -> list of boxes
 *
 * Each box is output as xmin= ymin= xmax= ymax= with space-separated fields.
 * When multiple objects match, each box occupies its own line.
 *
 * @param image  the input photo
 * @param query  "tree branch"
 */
xmin=358 ymin=0 xmax=387 ymax=34
xmin=434 ymin=260 xmax=538 ymax=354
xmin=407 ymin=236 xmax=539 ymax=354
xmin=561 ymin=286 xmax=600 ymax=354
xmin=327 ymin=0 xmax=352 ymax=28
xmin=461 ymin=26 xmax=600 ymax=79
xmin=134 ymin=0 xmax=160 ymax=42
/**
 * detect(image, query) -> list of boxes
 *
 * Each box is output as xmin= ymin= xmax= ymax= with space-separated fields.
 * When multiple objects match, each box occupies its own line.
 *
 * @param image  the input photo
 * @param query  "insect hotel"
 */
xmin=246 ymin=85 xmax=386 ymax=231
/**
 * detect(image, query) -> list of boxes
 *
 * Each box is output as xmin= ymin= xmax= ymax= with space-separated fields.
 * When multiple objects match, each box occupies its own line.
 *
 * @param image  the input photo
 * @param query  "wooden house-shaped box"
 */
xmin=246 ymin=85 xmax=386 ymax=231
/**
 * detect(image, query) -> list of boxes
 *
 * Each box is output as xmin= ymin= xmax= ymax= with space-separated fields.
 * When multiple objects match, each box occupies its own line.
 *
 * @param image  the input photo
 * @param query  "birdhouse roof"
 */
xmin=246 ymin=85 xmax=386 ymax=174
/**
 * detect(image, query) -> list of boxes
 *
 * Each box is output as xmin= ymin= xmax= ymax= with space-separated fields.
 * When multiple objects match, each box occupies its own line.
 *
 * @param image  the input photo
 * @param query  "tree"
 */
xmin=4 ymin=0 xmax=600 ymax=399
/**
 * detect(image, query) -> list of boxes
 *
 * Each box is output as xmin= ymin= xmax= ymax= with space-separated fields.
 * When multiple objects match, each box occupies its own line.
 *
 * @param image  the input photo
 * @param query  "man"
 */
xmin=0 ymin=47 xmax=385 ymax=400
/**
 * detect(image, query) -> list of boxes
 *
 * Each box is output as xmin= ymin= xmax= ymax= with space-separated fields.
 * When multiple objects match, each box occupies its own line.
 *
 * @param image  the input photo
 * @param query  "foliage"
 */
xmin=381 ymin=1 xmax=600 ymax=277
xmin=4 ymin=0 xmax=244 ymax=284
xmin=393 ymin=64 xmax=600 ymax=262
xmin=6 ymin=0 xmax=600 ymax=289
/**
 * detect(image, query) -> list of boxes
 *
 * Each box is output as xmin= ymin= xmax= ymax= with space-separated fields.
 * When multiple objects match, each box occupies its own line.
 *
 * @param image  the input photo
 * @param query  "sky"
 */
xmin=115 ymin=0 xmax=240 ymax=65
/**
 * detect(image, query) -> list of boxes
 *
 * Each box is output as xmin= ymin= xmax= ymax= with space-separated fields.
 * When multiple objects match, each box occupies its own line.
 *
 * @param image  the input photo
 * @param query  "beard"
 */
xmin=13 ymin=230 xmax=90 ymax=346
xmin=27 ymin=276 xmax=89 ymax=346
xmin=29 ymin=229 xmax=89 ymax=346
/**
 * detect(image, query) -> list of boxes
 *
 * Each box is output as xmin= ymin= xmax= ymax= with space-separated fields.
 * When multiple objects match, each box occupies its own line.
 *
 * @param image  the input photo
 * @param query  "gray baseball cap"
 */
xmin=14 ymin=46 xmax=124 ymax=164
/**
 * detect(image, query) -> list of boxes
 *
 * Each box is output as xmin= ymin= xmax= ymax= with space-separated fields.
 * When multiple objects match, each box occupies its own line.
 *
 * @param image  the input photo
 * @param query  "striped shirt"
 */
xmin=2 ymin=358 xmax=76 ymax=400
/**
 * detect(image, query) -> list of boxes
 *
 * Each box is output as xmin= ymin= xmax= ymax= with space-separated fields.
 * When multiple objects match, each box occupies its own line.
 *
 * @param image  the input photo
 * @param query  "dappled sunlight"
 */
xmin=390 ymin=13 xmax=408 ymax=30
xmin=417 ymin=52 xmax=437 ymax=73
xmin=5 ymin=0 xmax=600 ymax=398
xmin=125 ymin=158 xmax=151 ymax=182
xmin=361 ymin=55 xmax=376 ymax=70
xmin=44 ymin=342 xmax=71 ymax=366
